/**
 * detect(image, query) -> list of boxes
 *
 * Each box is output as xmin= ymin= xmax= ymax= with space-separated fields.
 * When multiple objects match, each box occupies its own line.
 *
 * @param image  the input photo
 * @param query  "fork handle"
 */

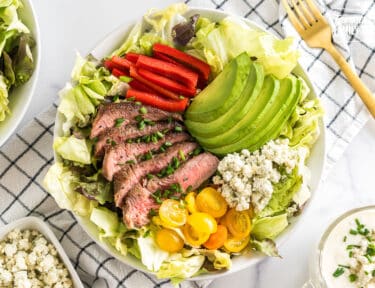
xmin=324 ymin=43 xmax=375 ymax=118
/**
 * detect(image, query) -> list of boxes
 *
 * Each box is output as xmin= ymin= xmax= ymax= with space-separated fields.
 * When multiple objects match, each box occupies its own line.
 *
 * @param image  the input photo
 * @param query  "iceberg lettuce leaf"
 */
xmin=0 ymin=75 xmax=10 ymax=121
xmin=251 ymin=213 xmax=288 ymax=240
xmin=191 ymin=17 xmax=299 ymax=78
xmin=156 ymin=253 xmax=205 ymax=280
xmin=43 ymin=163 xmax=97 ymax=216
xmin=53 ymin=135 xmax=92 ymax=165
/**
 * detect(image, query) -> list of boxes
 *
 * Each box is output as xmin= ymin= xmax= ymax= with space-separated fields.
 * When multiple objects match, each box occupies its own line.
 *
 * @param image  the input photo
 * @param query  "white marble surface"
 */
xmin=18 ymin=1 xmax=375 ymax=287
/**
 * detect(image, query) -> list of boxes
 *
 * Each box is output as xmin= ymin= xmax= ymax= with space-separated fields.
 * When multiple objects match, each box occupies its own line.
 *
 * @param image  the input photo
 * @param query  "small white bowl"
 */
xmin=0 ymin=0 xmax=41 ymax=147
xmin=0 ymin=217 xmax=84 ymax=288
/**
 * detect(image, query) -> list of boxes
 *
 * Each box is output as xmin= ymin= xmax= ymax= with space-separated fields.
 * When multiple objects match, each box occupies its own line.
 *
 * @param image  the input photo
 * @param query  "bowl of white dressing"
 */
xmin=305 ymin=206 xmax=375 ymax=288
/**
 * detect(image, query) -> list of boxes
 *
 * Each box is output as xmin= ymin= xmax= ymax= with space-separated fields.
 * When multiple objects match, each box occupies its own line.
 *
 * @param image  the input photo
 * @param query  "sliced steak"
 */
xmin=122 ymin=184 xmax=158 ymax=229
xmin=145 ymin=152 xmax=219 ymax=192
xmin=90 ymin=102 xmax=183 ymax=139
xmin=102 ymin=132 xmax=191 ymax=181
xmin=114 ymin=142 xmax=198 ymax=207
xmin=94 ymin=120 xmax=181 ymax=157
xmin=123 ymin=152 xmax=219 ymax=228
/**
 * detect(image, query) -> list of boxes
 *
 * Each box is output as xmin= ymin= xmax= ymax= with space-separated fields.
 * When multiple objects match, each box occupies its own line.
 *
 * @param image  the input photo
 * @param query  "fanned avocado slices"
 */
xmin=209 ymin=75 xmax=302 ymax=156
xmin=195 ymin=75 xmax=280 ymax=149
xmin=185 ymin=61 xmax=264 ymax=138
xmin=185 ymin=52 xmax=252 ymax=123
xmin=184 ymin=51 xmax=302 ymax=156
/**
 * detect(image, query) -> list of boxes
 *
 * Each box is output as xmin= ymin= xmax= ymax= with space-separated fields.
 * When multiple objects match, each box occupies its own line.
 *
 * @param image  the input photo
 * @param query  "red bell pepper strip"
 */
xmin=136 ymin=55 xmax=198 ymax=89
xmin=112 ymin=68 xmax=129 ymax=78
xmin=137 ymin=68 xmax=196 ymax=97
xmin=111 ymin=56 xmax=132 ymax=70
xmin=104 ymin=59 xmax=115 ymax=70
xmin=125 ymin=52 xmax=141 ymax=63
xmin=126 ymin=89 xmax=188 ymax=112
xmin=153 ymin=51 xmax=180 ymax=66
xmin=129 ymin=79 xmax=157 ymax=94
xmin=153 ymin=43 xmax=211 ymax=82
xmin=129 ymin=66 xmax=180 ymax=100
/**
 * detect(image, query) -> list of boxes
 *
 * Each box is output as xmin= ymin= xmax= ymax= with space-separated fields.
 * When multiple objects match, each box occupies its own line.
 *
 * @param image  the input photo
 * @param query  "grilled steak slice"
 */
xmin=102 ymin=132 xmax=191 ymax=181
xmin=122 ymin=184 xmax=158 ymax=229
xmin=114 ymin=142 xmax=198 ymax=207
xmin=145 ymin=152 xmax=219 ymax=192
xmin=123 ymin=152 xmax=219 ymax=228
xmin=94 ymin=121 xmax=181 ymax=157
xmin=90 ymin=102 xmax=183 ymax=139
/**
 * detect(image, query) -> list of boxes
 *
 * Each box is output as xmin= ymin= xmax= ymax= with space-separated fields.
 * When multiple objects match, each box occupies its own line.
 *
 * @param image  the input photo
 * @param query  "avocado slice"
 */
xmin=196 ymin=75 xmax=280 ymax=148
xmin=185 ymin=62 xmax=264 ymax=138
xmin=185 ymin=52 xmax=252 ymax=123
xmin=209 ymin=76 xmax=302 ymax=155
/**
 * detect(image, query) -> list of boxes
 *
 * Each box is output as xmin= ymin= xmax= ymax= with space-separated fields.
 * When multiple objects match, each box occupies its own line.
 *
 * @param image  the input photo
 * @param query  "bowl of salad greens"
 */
xmin=0 ymin=0 xmax=40 ymax=147
xmin=44 ymin=3 xmax=325 ymax=282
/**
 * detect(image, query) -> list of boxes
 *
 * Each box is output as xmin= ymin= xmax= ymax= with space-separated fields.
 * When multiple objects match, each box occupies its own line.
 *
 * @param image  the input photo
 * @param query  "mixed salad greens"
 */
xmin=0 ymin=0 xmax=35 ymax=122
xmin=44 ymin=3 xmax=323 ymax=282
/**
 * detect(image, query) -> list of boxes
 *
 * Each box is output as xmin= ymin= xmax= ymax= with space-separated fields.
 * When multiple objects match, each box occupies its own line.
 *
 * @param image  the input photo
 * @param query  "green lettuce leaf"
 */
xmin=251 ymin=238 xmax=280 ymax=257
xmin=251 ymin=213 xmax=289 ymax=240
xmin=43 ymin=163 xmax=97 ymax=216
xmin=182 ymin=248 xmax=232 ymax=270
xmin=90 ymin=206 xmax=121 ymax=238
xmin=53 ymin=135 xmax=92 ymax=165
xmin=13 ymin=33 xmax=34 ymax=86
xmin=191 ymin=17 xmax=299 ymax=78
xmin=280 ymin=78 xmax=324 ymax=148
xmin=156 ymin=253 xmax=205 ymax=280
xmin=258 ymin=167 xmax=302 ymax=218
xmin=73 ymin=171 xmax=113 ymax=205
xmin=0 ymin=75 xmax=10 ymax=121
xmin=112 ymin=3 xmax=188 ymax=56
xmin=137 ymin=235 xmax=169 ymax=272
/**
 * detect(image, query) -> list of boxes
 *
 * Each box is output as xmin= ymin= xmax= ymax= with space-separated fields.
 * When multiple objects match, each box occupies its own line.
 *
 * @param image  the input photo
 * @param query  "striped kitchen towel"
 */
xmin=0 ymin=0 xmax=374 ymax=287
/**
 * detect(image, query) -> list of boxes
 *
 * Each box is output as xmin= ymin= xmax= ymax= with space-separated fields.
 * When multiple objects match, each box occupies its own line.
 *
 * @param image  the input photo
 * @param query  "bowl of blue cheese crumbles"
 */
xmin=0 ymin=217 xmax=83 ymax=288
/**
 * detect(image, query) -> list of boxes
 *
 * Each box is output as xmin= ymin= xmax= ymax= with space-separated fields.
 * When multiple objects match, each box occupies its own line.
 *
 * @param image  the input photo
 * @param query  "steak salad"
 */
xmin=44 ymin=3 xmax=323 ymax=281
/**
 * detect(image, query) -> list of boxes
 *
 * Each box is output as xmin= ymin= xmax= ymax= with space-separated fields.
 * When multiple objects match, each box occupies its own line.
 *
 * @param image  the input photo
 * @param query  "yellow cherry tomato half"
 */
xmin=223 ymin=208 xmax=251 ymax=239
xmin=182 ymin=224 xmax=210 ymax=247
xmin=187 ymin=212 xmax=217 ymax=234
xmin=223 ymin=235 xmax=250 ymax=253
xmin=159 ymin=199 xmax=188 ymax=227
xmin=156 ymin=228 xmax=184 ymax=252
xmin=196 ymin=187 xmax=228 ymax=218
xmin=203 ymin=225 xmax=228 ymax=250
xmin=152 ymin=216 xmax=176 ymax=229
xmin=185 ymin=192 xmax=198 ymax=214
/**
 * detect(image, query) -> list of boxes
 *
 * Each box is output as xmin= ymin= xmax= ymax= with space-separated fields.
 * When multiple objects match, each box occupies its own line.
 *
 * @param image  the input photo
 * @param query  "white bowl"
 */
xmin=0 ymin=216 xmax=84 ymax=288
xmin=54 ymin=7 xmax=326 ymax=281
xmin=0 ymin=0 xmax=41 ymax=147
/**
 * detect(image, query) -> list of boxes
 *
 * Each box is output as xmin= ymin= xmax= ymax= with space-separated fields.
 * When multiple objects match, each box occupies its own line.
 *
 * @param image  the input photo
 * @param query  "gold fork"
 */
xmin=282 ymin=0 xmax=375 ymax=118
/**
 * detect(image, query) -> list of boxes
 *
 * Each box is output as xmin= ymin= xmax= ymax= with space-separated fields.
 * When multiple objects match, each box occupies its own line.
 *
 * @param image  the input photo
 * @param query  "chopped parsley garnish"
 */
xmin=348 ymin=274 xmax=357 ymax=282
xmin=119 ymin=75 xmax=132 ymax=83
xmin=333 ymin=267 xmax=345 ymax=277
xmin=148 ymin=208 xmax=157 ymax=217
xmin=115 ymin=117 xmax=125 ymax=127
xmin=179 ymin=150 xmax=186 ymax=161
xmin=139 ymin=106 xmax=148 ymax=114
xmin=112 ymin=95 xmax=120 ymax=102
xmin=126 ymin=160 xmax=135 ymax=165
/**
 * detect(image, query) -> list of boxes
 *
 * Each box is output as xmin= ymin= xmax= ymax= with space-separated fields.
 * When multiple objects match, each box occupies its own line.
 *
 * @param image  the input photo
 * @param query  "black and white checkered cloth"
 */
xmin=0 ymin=1 xmax=374 ymax=287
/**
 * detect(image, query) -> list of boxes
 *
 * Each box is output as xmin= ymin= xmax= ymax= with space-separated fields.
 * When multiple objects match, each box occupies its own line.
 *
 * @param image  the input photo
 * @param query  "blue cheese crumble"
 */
xmin=0 ymin=229 xmax=73 ymax=288
xmin=213 ymin=139 xmax=309 ymax=212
